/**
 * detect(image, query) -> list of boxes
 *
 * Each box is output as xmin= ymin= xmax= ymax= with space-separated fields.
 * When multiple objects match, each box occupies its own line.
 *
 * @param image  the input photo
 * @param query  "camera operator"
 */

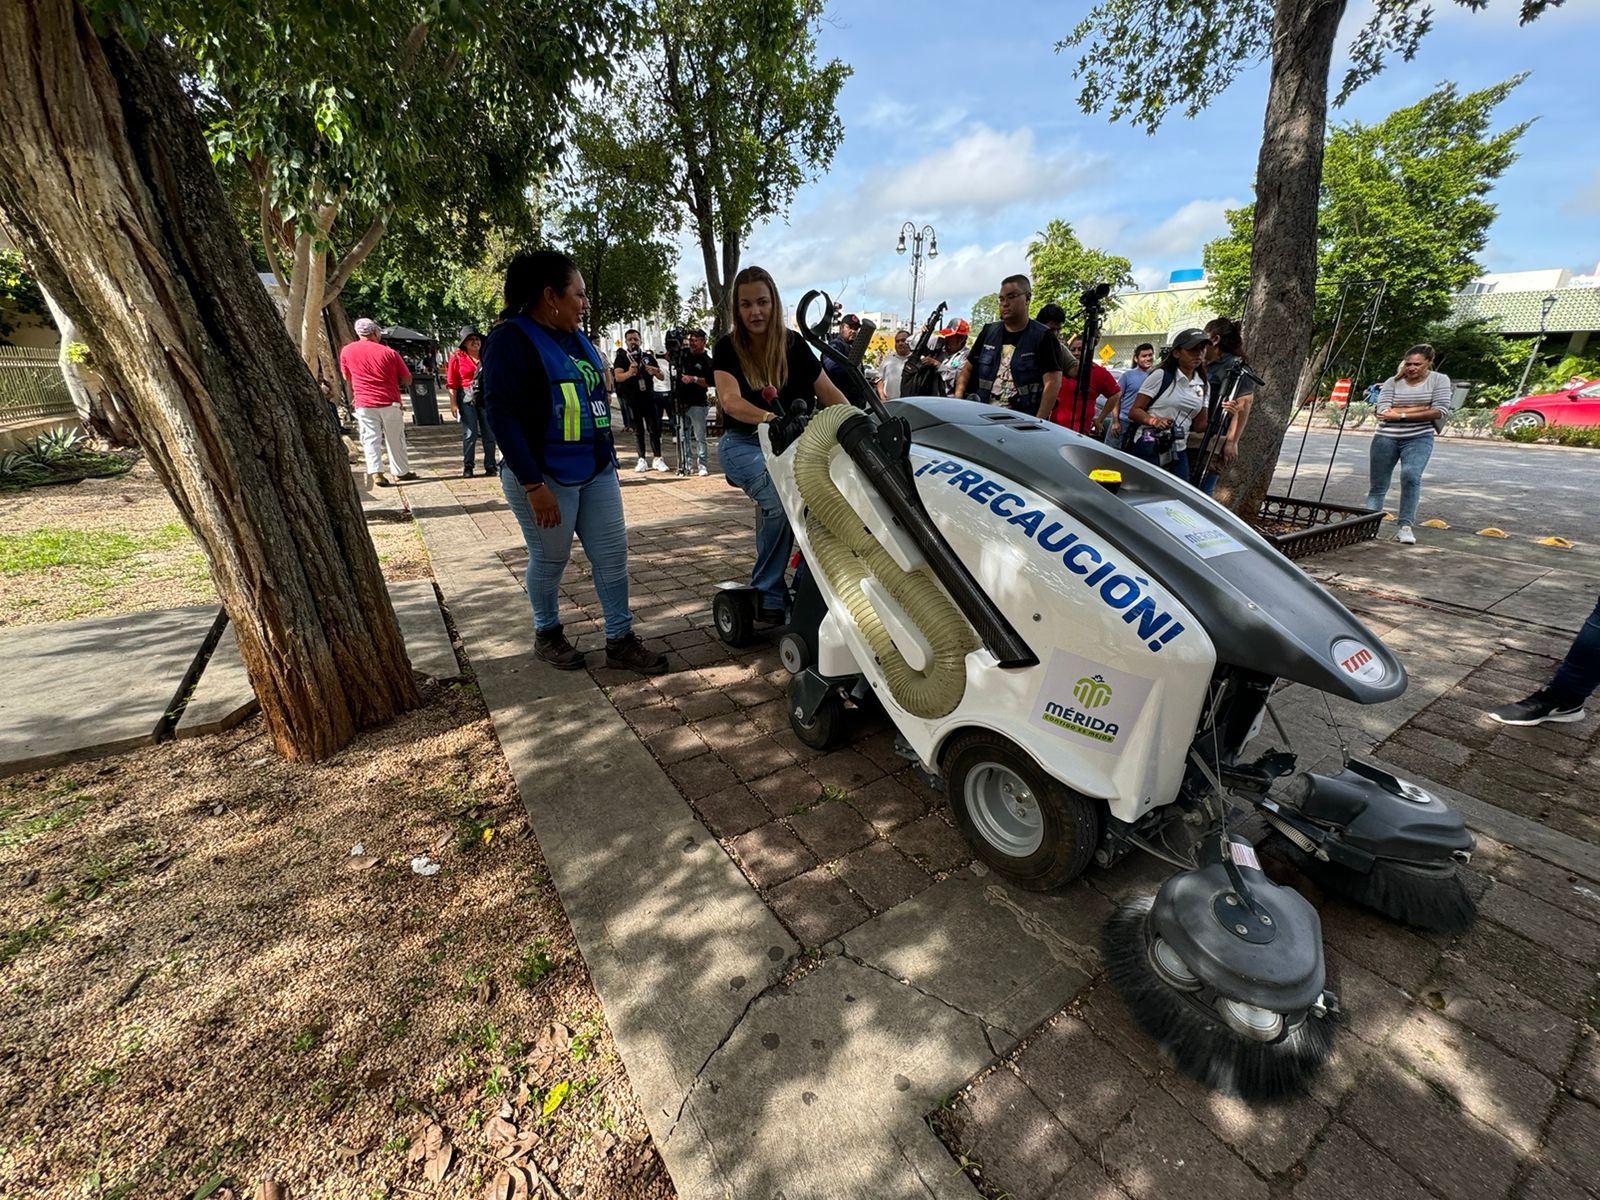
xmin=675 ymin=328 xmax=714 ymax=476
xmin=613 ymin=328 xmax=667 ymax=472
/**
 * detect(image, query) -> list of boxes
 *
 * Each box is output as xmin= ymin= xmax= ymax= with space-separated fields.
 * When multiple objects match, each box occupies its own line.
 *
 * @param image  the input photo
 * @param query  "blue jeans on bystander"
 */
xmin=1550 ymin=593 xmax=1600 ymax=707
xmin=1365 ymin=433 xmax=1435 ymax=527
xmin=719 ymin=430 xmax=792 ymax=610
xmin=499 ymin=463 xmax=634 ymax=640
xmin=460 ymin=403 xmax=497 ymax=475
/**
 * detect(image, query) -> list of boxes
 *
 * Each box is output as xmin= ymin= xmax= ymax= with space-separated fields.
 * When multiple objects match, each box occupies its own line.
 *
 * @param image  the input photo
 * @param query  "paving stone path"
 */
xmin=404 ymin=424 xmax=1600 ymax=1199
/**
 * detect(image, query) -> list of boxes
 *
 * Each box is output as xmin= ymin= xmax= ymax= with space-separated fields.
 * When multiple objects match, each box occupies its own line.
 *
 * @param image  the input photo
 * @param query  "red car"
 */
xmin=1494 ymin=377 xmax=1600 ymax=433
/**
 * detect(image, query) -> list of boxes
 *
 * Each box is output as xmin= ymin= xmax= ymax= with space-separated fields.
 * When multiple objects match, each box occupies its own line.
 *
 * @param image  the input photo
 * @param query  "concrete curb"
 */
xmin=1296 ymin=424 xmax=1599 ymax=455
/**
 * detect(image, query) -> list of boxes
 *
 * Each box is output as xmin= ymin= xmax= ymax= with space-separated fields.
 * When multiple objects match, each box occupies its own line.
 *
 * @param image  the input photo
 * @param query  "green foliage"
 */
xmin=968 ymin=293 xmax=999 ymax=332
xmin=1026 ymin=220 xmax=1134 ymax=317
xmin=1059 ymin=0 xmax=1559 ymax=131
xmin=512 ymin=942 xmax=556 ymax=990
xmin=0 ymin=523 xmax=188 ymax=573
xmin=1203 ymin=79 xmax=1529 ymax=373
xmin=1 ymin=248 xmax=52 ymax=345
xmin=622 ymin=0 xmax=851 ymax=322
xmin=556 ymin=121 xmax=679 ymax=336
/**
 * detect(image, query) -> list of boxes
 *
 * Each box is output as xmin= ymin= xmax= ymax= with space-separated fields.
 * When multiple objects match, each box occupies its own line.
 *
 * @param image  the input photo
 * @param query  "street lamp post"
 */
xmin=1514 ymin=292 xmax=1560 ymax=398
xmin=896 ymin=222 xmax=938 ymax=329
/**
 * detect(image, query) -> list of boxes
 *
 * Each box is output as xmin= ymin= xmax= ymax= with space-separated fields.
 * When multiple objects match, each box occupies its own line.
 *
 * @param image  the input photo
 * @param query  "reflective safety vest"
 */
xmin=512 ymin=316 xmax=613 ymax=486
xmin=970 ymin=319 xmax=1052 ymax=413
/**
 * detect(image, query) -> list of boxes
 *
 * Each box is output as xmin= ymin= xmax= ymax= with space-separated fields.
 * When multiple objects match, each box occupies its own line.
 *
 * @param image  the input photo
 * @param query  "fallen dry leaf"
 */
xmin=424 ymin=1141 xmax=456 ymax=1185
xmin=434 ymin=831 xmax=453 ymax=850
xmin=486 ymin=1169 xmax=514 ymax=1200
xmin=343 ymin=855 xmax=380 ymax=872
xmin=485 ymin=1115 xmax=517 ymax=1146
xmin=476 ymin=977 xmax=494 ymax=1004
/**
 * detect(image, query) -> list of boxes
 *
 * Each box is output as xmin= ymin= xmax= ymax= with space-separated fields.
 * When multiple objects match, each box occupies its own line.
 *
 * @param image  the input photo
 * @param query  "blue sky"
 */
xmin=694 ymin=0 xmax=1600 ymax=325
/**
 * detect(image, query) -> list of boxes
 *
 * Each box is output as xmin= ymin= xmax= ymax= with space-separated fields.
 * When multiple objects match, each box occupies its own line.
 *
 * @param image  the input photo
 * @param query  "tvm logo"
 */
xmin=1073 ymin=675 xmax=1113 ymax=709
xmin=1340 ymin=647 xmax=1373 ymax=674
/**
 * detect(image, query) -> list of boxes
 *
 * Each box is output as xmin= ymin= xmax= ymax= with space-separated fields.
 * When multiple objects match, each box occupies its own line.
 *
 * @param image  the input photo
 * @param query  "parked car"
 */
xmin=1494 ymin=378 xmax=1600 ymax=433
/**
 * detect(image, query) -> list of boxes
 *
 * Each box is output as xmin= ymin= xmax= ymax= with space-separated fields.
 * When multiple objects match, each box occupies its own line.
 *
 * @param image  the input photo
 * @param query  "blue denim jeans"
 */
xmin=461 ymin=403 xmax=497 ymax=475
xmin=499 ymin=463 xmax=633 ymax=639
xmin=1550 ymin=592 xmax=1600 ymax=706
xmin=1366 ymin=434 xmax=1434 ymax=526
xmin=681 ymin=405 xmax=709 ymax=470
xmin=718 ymin=430 xmax=792 ymax=610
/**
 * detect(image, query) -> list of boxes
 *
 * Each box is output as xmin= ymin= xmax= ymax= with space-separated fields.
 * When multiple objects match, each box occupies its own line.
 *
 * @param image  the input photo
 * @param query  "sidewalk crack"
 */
xmin=836 ymin=947 xmax=1009 ymax=1050
xmin=661 ymin=964 xmax=790 ymax=1146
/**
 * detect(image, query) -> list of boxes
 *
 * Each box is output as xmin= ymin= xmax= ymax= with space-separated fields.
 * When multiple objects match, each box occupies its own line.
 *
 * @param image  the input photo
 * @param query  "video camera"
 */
xmin=664 ymin=328 xmax=683 ymax=357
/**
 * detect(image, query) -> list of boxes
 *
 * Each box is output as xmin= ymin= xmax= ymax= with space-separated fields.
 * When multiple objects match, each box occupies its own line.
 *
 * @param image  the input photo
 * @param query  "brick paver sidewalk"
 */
xmin=408 ymin=424 xmax=1599 ymax=1200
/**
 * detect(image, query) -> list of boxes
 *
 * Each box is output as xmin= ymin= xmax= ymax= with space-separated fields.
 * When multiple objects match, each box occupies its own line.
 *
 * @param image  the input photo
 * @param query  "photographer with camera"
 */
xmin=1126 ymin=328 xmax=1211 ymax=481
xmin=675 ymin=328 xmax=714 ymax=475
xmin=613 ymin=328 xmax=667 ymax=472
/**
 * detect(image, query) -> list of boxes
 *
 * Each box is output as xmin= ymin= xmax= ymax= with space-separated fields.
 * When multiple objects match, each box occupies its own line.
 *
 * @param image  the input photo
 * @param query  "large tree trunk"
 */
xmin=39 ymin=283 xmax=138 ymax=446
xmin=0 ymin=0 xmax=420 ymax=760
xmin=1214 ymin=0 xmax=1346 ymax=521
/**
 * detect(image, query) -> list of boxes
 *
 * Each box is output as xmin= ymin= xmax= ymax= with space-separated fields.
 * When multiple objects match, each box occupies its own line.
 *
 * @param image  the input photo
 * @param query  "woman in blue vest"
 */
xmin=480 ymin=250 xmax=668 ymax=675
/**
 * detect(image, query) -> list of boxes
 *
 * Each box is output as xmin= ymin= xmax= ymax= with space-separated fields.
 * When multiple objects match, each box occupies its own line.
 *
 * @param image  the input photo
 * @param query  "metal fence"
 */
xmin=0 ymin=346 xmax=76 ymax=426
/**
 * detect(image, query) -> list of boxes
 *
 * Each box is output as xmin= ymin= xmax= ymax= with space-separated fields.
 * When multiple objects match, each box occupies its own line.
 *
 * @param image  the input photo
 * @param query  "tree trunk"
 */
xmin=1214 ymin=0 xmax=1346 ymax=521
xmin=299 ymin=205 xmax=336 ymax=368
xmin=284 ymin=228 xmax=312 ymax=346
xmin=0 ymin=0 xmax=420 ymax=760
xmin=327 ymin=296 xmax=357 ymax=412
xmin=40 ymin=283 xmax=138 ymax=446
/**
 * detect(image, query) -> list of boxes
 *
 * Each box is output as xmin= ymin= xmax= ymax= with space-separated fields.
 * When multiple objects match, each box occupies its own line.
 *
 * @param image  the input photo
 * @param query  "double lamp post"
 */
xmin=896 ymin=221 xmax=937 ymax=330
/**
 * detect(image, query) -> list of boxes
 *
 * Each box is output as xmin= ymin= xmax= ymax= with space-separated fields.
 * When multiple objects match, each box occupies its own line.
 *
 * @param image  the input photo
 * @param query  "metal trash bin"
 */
xmin=409 ymin=374 xmax=441 ymax=426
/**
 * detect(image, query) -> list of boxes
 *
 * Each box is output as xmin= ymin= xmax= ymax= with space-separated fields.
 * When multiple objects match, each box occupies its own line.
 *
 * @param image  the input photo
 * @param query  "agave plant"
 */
xmin=25 ymin=425 xmax=84 ymax=464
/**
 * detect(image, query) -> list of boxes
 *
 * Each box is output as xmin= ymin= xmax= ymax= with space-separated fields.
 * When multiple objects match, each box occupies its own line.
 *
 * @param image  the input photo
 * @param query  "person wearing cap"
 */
xmin=824 ymin=312 xmax=862 ymax=380
xmin=954 ymin=275 xmax=1072 ymax=412
xmin=339 ymin=317 xmax=416 ymax=487
xmin=1126 ymin=328 xmax=1211 ymax=480
xmin=675 ymin=328 xmax=714 ymax=475
xmin=935 ymin=318 xmax=970 ymax=392
xmin=446 ymin=325 xmax=497 ymax=478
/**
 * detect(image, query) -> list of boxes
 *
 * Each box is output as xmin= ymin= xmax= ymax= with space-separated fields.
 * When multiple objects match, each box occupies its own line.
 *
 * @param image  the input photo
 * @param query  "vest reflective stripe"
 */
xmin=559 ymin=380 xmax=582 ymax=441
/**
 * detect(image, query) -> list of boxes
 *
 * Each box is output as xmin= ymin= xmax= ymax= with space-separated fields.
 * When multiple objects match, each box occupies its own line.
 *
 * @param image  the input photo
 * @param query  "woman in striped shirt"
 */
xmin=1364 ymin=344 xmax=1453 ymax=545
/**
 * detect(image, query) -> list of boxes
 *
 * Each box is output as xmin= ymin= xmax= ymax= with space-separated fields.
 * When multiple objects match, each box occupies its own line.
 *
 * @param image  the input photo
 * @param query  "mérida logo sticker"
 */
xmin=1035 ymin=650 xmax=1154 ymax=754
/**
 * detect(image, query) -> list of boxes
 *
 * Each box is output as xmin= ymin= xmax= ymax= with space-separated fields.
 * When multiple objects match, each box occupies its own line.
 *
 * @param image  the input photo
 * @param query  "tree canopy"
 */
xmin=621 ymin=0 xmax=849 ymax=332
xmin=1203 ymin=78 xmax=1529 ymax=377
xmin=1026 ymin=220 xmax=1134 ymax=315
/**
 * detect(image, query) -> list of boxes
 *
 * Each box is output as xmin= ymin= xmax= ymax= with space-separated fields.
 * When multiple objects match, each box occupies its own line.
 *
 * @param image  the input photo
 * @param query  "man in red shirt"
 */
xmin=339 ymin=317 xmax=416 ymax=487
xmin=1049 ymin=332 xmax=1122 ymax=437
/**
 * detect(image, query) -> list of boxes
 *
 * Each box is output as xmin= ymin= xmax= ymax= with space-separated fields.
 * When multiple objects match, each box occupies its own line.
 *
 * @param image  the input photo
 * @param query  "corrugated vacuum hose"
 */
xmin=793 ymin=404 xmax=977 ymax=719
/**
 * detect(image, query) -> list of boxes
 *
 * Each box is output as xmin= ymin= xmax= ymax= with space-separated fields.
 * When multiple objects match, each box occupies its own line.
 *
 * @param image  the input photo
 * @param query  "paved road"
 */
xmin=1270 ymin=429 xmax=1595 ymax=538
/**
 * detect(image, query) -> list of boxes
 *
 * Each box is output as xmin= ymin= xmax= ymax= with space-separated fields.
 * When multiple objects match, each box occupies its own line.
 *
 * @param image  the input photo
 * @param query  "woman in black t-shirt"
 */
xmin=712 ymin=265 xmax=848 ymax=619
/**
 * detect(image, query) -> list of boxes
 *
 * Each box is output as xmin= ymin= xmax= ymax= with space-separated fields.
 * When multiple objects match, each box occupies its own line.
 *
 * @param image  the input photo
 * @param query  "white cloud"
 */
xmin=1128 ymin=197 xmax=1239 ymax=262
xmin=876 ymin=125 xmax=1103 ymax=213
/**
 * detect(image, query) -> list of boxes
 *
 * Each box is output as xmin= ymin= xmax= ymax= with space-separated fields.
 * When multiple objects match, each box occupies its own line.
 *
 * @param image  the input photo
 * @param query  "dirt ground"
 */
xmin=0 ymin=459 xmax=431 ymax=627
xmin=0 ymin=687 xmax=675 ymax=1200
xmin=0 ymin=467 xmax=674 ymax=1200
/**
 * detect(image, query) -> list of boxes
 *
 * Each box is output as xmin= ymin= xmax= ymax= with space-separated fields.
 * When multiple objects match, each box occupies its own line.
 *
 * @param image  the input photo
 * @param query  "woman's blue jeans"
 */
xmin=718 ymin=430 xmax=792 ymax=610
xmin=461 ymin=403 xmax=497 ymax=474
xmin=1366 ymin=433 xmax=1435 ymax=526
xmin=499 ymin=463 xmax=633 ymax=639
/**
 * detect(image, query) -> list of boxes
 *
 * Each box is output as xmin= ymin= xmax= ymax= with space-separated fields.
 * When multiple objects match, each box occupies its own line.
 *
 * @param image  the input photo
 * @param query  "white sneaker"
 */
xmin=634 ymin=457 xmax=650 ymax=472
xmin=652 ymin=456 xmax=669 ymax=472
xmin=697 ymin=465 xmax=709 ymax=476
xmin=1397 ymin=525 xmax=1416 ymax=545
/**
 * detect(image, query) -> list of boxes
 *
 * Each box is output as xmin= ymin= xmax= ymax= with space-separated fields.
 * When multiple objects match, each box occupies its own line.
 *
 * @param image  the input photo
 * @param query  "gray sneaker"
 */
xmin=534 ymin=627 xmax=585 ymax=671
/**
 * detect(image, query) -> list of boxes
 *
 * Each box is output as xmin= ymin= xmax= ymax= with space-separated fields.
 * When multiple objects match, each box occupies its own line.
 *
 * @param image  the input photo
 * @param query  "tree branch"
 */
xmin=322 ymin=205 xmax=392 ymax=303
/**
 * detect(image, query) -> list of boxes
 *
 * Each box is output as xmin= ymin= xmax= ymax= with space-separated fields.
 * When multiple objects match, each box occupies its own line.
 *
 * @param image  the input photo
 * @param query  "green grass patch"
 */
xmin=1 ymin=917 xmax=66 ymax=965
xmin=0 ymin=795 xmax=85 ymax=846
xmin=0 ymin=522 xmax=190 ymax=574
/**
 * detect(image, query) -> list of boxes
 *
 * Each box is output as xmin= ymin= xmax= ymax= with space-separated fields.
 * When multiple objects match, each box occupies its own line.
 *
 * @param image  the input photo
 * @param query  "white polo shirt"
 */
xmin=1137 ymin=365 xmax=1208 ymax=438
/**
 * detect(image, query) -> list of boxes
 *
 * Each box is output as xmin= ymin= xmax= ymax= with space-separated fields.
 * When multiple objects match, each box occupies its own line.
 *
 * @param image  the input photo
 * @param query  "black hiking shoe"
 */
xmin=605 ymin=631 xmax=669 ymax=675
xmin=1487 ymin=689 xmax=1586 ymax=727
xmin=534 ymin=626 xmax=586 ymax=671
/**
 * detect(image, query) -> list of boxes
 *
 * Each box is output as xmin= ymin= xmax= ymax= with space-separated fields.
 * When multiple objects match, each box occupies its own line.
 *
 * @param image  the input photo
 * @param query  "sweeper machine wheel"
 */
xmin=1103 ymin=897 xmax=1336 ymax=1101
xmin=787 ymin=675 xmax=844 ymax=751
xmin=713 ymin=589 xmax=755 ymax=649
xmin=944 ymin=730 xmax=1101 ymax=891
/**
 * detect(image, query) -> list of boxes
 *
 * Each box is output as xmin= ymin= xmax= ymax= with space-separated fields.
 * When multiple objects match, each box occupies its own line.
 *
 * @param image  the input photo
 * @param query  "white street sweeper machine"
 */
xmin=714 ymin=292 xmax=1477 ymax=1100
